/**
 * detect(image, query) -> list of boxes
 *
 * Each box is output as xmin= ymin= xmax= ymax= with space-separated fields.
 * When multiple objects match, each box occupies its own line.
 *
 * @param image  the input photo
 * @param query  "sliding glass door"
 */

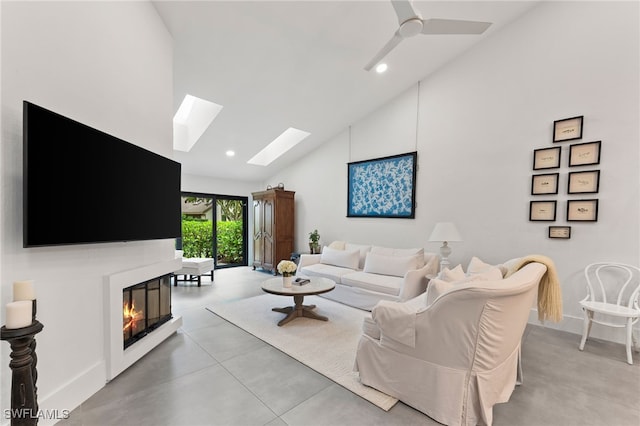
xmin=214 ymin=195 xmax=248 ymax=268
xmin=179 ymin=192 xmax=248 ymax=269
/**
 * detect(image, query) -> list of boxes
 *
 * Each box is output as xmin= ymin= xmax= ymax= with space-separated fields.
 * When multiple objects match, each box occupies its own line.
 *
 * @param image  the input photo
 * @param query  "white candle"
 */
xmin=5 ymin=300 xmax=33 ymax=329
xmin=13 ymin=280 xmax=36 ymax=301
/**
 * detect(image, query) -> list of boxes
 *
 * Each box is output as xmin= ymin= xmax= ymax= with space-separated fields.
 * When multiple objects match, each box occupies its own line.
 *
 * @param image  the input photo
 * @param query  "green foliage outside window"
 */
xmin=216 ymin=220 xmax=243 ymax=264
xmin=181 ymin=217 xmax=212 ymax=258
xmin=181 ymin=215 xmax=243 ymax=263
xmin=218 ymin=199 xmax=243 ymax=221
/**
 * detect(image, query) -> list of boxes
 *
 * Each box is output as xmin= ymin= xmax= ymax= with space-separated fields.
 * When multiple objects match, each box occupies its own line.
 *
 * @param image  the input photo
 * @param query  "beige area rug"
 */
xmin=206 ymin=294 xmax=398 ymax=411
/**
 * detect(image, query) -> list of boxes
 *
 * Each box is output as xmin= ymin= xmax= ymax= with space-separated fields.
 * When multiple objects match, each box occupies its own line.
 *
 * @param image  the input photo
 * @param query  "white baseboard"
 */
xmin=39 ymin=361 xmax=106 ymax=426
xmin=1 ymin=361 xmax=106 ymax=426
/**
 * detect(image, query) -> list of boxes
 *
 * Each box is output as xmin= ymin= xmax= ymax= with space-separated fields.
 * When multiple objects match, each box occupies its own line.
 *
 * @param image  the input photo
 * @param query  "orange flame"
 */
xmin=123 ymin=302 xmax=143 ymax=332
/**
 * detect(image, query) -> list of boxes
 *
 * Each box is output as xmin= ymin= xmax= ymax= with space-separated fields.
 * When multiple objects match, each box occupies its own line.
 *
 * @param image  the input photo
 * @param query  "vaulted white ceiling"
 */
xmin=153 ymin=1 xmax=538 ymax=182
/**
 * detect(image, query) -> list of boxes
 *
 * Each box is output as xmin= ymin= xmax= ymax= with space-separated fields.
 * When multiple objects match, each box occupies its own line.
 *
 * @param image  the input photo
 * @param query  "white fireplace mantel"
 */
xmin=104 ymin=258 xmax=182 ymax=380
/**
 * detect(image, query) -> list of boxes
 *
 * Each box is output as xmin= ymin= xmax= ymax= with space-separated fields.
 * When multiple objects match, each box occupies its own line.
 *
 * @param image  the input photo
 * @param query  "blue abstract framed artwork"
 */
xmin=347 ymin=152 xmax=417 ymax=218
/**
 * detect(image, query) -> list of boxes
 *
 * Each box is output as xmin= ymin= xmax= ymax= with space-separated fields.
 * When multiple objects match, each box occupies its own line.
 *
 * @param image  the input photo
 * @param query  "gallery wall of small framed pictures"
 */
xmin=530 ymin=115 xmax=602 ymax=239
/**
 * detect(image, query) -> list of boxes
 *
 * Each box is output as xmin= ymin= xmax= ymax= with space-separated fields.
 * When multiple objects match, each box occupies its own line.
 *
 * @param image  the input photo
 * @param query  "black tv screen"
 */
xmin=23 ymin=101 xmax=182 ymax=247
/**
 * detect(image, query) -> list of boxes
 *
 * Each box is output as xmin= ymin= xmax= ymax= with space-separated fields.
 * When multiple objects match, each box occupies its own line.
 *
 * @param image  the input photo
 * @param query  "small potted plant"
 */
xmin=277 ymin=260 xmax=297 ymax=288
xmin=308 ymin=229 xmax=320 ymax=254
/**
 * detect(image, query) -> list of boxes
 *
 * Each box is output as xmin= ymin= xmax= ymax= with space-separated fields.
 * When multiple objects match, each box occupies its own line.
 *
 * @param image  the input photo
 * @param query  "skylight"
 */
xmin=173 ymin=94 xmax=223 ymax=152
xmin=247 ymin=127 xmax=310 ymax=166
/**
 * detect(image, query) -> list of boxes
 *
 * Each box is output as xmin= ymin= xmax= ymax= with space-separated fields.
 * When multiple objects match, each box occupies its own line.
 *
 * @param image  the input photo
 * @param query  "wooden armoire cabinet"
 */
xmin=251 ymin=189 xmax=295 ymax=274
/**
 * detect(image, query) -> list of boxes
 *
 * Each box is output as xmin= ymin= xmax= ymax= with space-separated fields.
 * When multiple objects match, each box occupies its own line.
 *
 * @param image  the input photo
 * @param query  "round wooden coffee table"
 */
xmin=261 ymin=277 xmax=336 ymax=326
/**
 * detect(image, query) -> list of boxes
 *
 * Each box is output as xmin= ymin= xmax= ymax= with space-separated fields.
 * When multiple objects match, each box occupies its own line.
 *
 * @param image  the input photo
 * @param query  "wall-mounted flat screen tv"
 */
xmin=23 ymin=101 xmax=181 ymax=247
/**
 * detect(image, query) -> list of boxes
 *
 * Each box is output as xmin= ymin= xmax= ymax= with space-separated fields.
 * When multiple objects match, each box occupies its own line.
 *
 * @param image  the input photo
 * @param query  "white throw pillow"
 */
xmin=320 ymin=246 xmax=359 ymax=270
xmin=371 ymin=246 xmax=425 ymax=268
xmin=363 ymin=252 xmax=419 ymax=277
xmin=467 ymin=257 xmax=503 ymax=281
xmin=426 ymin=271 xmax=500 ymax=307
xmin=499 ymin=257 xmax=523 ymax=277
xmin=425 ymin=278 xmax=452 ymax=306
xmin=497 ymin=264 xmax=509 ymax=277
xmin=467 ymin=256 xmax=494 ymax=274
xmin=328 ymin=240 xmax=346 ymax=250
xmin=345 ymin=243 xmax=372 ymax=269
xmin=439 ymin=264 xmax=465 ymax=282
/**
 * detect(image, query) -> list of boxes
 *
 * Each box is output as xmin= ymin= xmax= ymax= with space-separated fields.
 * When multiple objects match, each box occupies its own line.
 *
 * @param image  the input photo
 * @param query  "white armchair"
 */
xmin=354 ymin=262 xmax=548 ymax=426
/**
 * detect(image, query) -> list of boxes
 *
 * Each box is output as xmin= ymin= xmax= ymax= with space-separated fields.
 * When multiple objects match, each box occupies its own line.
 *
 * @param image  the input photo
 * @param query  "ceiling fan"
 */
xmin=364 ymin=0 xmax=492 ymax=71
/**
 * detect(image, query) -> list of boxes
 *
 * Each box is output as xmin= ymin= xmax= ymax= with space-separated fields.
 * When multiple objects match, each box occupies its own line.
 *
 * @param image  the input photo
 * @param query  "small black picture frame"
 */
xmin=553 ymin=115 xmax=583 ymax=142
xmin=531 ymin=173 xmax=559 ymax=195
xmin=533 ymin=146 xmax=561 ymax=170
xmin=568 ymin=170 xmax=600 ymax=194
xmin=549 ymin=226 xmax=571 ymax=239
xmin=567 ymin=199 xmax=599 ymax=222
xmin=569 ymin=141 xmax=601 ymax=167
xmin=529 ymin=200 xmax=557 ymax=221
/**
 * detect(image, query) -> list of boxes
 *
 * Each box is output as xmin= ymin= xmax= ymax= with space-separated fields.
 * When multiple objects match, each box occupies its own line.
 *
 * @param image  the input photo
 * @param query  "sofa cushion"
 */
xmin=320 ymin=246 xmax=359 ymax=270
xmin=345 ymin=243 xmax=372 ymax=269
xmin=300 ymin=263 xmax=355 ymax=283
xmin=371 ymin=246 xmax=425 ymax=268
xmin=341 ymin=271 xmax=403 ymax=296
xmin=363 ymin=252 xmax=420 ymax=278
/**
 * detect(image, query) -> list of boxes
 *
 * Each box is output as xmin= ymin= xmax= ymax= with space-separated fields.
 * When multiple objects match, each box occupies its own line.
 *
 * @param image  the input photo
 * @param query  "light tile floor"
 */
xmin=59 ymin=267 xmax=640 ymax=426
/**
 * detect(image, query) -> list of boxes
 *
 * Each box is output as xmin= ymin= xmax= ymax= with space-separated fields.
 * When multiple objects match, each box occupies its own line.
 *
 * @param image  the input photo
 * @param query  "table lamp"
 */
xmin=428 ymin=222 xmax=462 ymax=271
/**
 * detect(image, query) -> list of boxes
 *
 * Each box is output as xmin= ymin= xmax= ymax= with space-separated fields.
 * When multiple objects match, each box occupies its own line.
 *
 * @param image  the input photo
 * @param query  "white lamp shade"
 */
xmin=428 ymin=222 xmax=462 ymax=242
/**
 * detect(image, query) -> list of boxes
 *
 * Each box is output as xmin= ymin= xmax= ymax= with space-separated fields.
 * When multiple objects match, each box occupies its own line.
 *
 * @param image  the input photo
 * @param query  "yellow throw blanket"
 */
xmin=506 ymin=254 xmax=563 ymax=323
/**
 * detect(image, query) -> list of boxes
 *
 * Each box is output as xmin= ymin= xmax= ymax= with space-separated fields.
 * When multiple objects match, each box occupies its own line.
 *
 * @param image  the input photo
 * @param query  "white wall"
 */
xmin=266 ymin=1 xmax=639 ymax=343
xmin=182 ymin=172 xmax=260 ymax=197
xmin=1 ymin=2 xmax=173 ymax=421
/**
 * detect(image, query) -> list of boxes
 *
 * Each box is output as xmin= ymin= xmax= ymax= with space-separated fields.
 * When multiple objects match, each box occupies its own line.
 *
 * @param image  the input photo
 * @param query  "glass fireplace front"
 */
xmin=123 ymin=274 xmax=172 ymax=349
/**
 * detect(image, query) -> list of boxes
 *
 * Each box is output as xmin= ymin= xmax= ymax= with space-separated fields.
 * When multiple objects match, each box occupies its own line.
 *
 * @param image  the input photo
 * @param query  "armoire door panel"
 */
xmin=252 ymin=200 xmax=263 ymax=267
xmin=263 ymin=198 xmax=274 ymax=238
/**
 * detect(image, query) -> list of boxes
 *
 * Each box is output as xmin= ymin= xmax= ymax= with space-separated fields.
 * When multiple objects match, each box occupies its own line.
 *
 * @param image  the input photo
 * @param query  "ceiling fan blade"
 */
xmin=421 ymin=18 xmax=492 ymax=35
xmin=391 ymin=0 xmax=421 ymax=23
xmin=364 ymin=32 xmax=404 ymax=71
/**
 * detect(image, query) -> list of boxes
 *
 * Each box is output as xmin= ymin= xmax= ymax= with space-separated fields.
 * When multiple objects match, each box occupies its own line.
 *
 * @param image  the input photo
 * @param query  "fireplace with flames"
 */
xmin=123 ymin=274 xmax=172 ymax=349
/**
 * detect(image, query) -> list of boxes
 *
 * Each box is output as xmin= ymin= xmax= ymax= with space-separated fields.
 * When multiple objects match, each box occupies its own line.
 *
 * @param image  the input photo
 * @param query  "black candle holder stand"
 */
xmin=1 ymin=319 xmax=44 ymax=426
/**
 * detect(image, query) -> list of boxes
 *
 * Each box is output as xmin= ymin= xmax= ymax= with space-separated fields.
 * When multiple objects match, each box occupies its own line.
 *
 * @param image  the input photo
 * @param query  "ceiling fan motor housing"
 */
xmin=398 ymin=18 xmax=423 ymax=37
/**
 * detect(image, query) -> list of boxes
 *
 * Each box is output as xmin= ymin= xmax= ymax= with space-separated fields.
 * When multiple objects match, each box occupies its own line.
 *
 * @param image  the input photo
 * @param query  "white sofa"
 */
xmin=296 ymin=242 xmax=439 ymax=310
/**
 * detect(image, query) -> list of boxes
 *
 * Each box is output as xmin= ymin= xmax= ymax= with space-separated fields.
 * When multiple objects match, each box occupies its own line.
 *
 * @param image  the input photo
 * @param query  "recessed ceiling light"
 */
xmin=247 ymin=127 xmax=310 ymax=166
xmin=225 ymin=150 xmax=235 ymax=157
xmin=173 ymin=94 xmax=223 ymax=152
xmin=375 ymin=63 xmax=388 ymax=73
